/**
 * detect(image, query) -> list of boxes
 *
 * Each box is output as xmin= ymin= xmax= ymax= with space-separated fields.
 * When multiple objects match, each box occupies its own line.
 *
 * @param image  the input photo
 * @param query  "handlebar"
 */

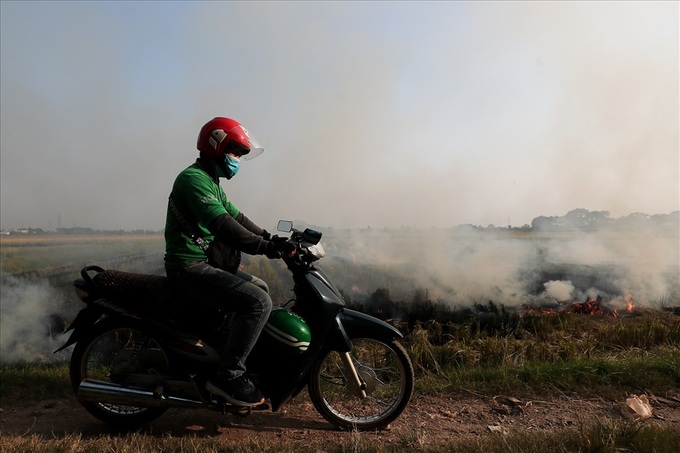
xmin=280 ymin=226 xmax=325 ymax=266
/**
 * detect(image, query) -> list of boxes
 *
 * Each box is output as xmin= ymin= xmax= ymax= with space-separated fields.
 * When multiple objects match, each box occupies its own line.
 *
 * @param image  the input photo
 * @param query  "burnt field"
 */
xmin=1 ymin=231 xmax=679 ymax=452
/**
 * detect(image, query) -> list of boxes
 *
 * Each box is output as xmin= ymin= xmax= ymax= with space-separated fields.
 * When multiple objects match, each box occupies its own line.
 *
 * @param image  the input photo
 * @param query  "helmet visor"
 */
xmin=240 ymin=127 xmax=264 ymax=161
xmin=243 ymin=136 xmax=264 ymax=160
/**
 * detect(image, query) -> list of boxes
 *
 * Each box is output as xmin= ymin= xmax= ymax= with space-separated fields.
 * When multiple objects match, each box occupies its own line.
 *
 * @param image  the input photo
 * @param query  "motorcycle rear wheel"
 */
xmin=70 ymin=319 xmax=169 ymax=428
xmin=308 ymin=337 xmax=414 ymax=431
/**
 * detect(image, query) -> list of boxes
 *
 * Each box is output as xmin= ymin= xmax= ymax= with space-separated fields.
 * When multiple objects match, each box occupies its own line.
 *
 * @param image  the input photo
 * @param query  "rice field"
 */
xmin=0 ymin=233 xmax=164 ymax=276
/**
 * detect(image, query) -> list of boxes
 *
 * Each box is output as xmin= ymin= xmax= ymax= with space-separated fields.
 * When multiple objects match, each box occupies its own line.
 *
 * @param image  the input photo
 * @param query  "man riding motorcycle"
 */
xmin=164 ymin=117 xmax=294 ymax=407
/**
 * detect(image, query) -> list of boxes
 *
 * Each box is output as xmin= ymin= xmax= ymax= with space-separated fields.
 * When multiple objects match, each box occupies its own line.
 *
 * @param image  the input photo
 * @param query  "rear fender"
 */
xmin=54 ymin=306 xmax=104 ymax=353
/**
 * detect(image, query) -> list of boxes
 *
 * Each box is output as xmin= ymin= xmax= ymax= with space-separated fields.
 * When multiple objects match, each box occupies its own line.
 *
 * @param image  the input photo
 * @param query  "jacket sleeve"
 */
xmin=208 ymin=213 xmax=272 ymax=256
xmin=235 ymin=212 xmax=265 ymax=236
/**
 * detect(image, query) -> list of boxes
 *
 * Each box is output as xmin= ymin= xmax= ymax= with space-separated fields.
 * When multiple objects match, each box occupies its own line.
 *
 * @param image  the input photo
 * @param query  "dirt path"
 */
xmin=2 ymin=392 xmax=679 ymax=446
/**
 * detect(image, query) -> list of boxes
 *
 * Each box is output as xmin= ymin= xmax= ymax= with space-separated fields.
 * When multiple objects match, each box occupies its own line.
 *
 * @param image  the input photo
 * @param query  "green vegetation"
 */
xmin=0 ymin=363 xmax=72 ymax=401
xmin=402 ymin=305 xmax=679 ymax=398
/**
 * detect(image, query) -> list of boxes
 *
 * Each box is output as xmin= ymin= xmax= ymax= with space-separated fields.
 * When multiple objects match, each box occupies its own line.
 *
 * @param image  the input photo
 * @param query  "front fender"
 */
xmin=340 ymin=309 xmax=404 ymax=341
xmin=327 ymin=309 xmax=404 ymax=353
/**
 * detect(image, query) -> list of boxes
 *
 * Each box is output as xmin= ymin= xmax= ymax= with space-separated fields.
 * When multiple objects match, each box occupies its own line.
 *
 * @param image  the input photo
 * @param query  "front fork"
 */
xmin=340 ymin=352 xmax=367 ymax=399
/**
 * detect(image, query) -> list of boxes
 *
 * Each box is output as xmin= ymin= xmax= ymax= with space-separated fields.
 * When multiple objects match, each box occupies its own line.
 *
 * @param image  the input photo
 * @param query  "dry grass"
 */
xmin=404 ymin=308 xmax=680 ymax=398
xmin=2 ymin=421 xmax=679 ymax=453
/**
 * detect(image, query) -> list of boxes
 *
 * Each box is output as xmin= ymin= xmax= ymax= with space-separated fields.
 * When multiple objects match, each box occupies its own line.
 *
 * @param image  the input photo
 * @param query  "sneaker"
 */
xmin=205 ymin=375 xmax=265 ymax=407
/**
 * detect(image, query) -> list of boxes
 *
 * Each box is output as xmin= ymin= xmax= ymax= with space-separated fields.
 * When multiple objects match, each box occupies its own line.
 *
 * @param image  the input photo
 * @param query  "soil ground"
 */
xmin=1 ymin=392 xmax=679 ymax=448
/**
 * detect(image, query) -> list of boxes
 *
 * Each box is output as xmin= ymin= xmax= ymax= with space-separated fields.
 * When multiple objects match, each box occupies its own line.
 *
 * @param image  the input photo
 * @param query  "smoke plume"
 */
xmin=0 ymin=275 xmax=71 ymax=364
xmin=321 ymin=217 xmax=679 ymax=311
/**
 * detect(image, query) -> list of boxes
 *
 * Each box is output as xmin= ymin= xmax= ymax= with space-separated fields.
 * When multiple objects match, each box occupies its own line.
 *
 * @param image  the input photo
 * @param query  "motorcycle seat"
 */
xmin=91 ymin=268 xmax=182 ymax=309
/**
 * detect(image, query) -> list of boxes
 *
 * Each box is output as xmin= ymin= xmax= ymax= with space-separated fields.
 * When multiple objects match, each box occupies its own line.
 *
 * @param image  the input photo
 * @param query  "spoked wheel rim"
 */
xmin=311 ymin=338 xmax=413 ymax=429
xmin=77 ymin=326 xmax=168 ymax=417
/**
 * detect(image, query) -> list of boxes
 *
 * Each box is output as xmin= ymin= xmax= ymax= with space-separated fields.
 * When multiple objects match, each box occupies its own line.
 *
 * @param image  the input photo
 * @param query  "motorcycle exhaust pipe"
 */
xmin=77 ymin=379 xmax=204 ymax=409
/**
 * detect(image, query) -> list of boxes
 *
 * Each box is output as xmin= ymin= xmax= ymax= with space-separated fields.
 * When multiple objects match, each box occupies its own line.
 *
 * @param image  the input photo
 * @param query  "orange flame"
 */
xmin=626 ymin=294 xmax=635 ymax=312
xmin=569 ymin=296 xmax=605 ymax=315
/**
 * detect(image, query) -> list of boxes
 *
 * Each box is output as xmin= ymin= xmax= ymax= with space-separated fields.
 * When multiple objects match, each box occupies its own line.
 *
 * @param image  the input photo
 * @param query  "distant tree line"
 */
xmin=530 ymin=209 xmax=678 ymax=232
xmin=437 ymin=209 xmax=679 ymax=233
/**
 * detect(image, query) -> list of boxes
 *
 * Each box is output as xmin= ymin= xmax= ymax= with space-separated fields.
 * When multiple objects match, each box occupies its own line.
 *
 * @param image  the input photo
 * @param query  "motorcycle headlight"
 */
xmin=307 ymin=243 xmax=325 ymax=259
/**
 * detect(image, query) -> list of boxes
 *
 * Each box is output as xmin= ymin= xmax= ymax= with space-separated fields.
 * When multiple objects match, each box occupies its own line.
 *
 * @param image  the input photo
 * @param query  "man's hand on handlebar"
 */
xmin=266 ymin=240 xmax=296 ymax=259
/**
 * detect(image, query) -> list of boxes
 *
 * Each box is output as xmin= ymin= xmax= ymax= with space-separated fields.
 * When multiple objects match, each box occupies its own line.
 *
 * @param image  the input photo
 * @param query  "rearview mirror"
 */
xmin=277 ymin=220 xmax=293 ymax=233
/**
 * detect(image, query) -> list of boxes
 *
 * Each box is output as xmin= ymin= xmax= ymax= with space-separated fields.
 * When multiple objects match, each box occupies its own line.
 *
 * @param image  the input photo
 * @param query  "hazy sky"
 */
xmin=1 ymin=1 xmax=678 ymax=231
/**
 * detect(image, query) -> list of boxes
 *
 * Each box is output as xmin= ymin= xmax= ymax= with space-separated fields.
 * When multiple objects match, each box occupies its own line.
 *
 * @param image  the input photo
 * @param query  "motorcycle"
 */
xmin=55 ymin=221 xmax=414 ymax=431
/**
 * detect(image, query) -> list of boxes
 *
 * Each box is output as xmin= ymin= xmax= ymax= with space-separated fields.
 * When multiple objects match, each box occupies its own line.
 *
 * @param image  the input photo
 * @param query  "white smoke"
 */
xmin=321 ymin=222 xmax=679 ymax=309
xmin=543 ymin=280 xmax=575 ymax=302
xmin=0 ymin=275 xmax=71 ymax=364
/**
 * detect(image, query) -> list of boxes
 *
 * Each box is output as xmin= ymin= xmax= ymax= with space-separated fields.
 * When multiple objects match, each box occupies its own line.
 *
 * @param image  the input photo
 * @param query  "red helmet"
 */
xmin=196 ymin=117 xmax=262 ymax=158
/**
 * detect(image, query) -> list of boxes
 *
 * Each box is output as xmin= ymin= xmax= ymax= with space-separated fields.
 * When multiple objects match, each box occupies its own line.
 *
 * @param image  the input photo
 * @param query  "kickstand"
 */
xmin=219 ymin=402 xmax=253 ymax=417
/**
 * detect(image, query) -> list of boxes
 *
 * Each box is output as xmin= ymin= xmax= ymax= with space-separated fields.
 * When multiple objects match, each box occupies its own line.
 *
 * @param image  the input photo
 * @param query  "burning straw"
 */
xmin=523 ymin=294 xmax=636 ymax=317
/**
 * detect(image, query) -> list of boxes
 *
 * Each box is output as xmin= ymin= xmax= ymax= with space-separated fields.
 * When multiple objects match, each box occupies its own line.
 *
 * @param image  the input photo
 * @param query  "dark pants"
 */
xmin=167 ymin=260 xmax=272 ymax=380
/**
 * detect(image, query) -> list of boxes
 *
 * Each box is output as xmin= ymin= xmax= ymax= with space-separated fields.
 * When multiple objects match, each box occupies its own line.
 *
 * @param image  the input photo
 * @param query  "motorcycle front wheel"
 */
xmin=70 ymin=319 xmax=169 ymax=428
xmin=308 ymin=337 xmax=414 ymax=431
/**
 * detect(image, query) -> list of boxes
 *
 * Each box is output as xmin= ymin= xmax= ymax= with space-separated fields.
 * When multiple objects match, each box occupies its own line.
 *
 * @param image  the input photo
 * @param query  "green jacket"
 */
xmin=164 ymin=160 xmax=267 ymax=270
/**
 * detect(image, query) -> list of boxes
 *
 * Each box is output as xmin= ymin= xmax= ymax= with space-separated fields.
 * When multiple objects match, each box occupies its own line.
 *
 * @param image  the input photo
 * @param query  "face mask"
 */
xmin=217 ymin=154 xmax=240 ymax=179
